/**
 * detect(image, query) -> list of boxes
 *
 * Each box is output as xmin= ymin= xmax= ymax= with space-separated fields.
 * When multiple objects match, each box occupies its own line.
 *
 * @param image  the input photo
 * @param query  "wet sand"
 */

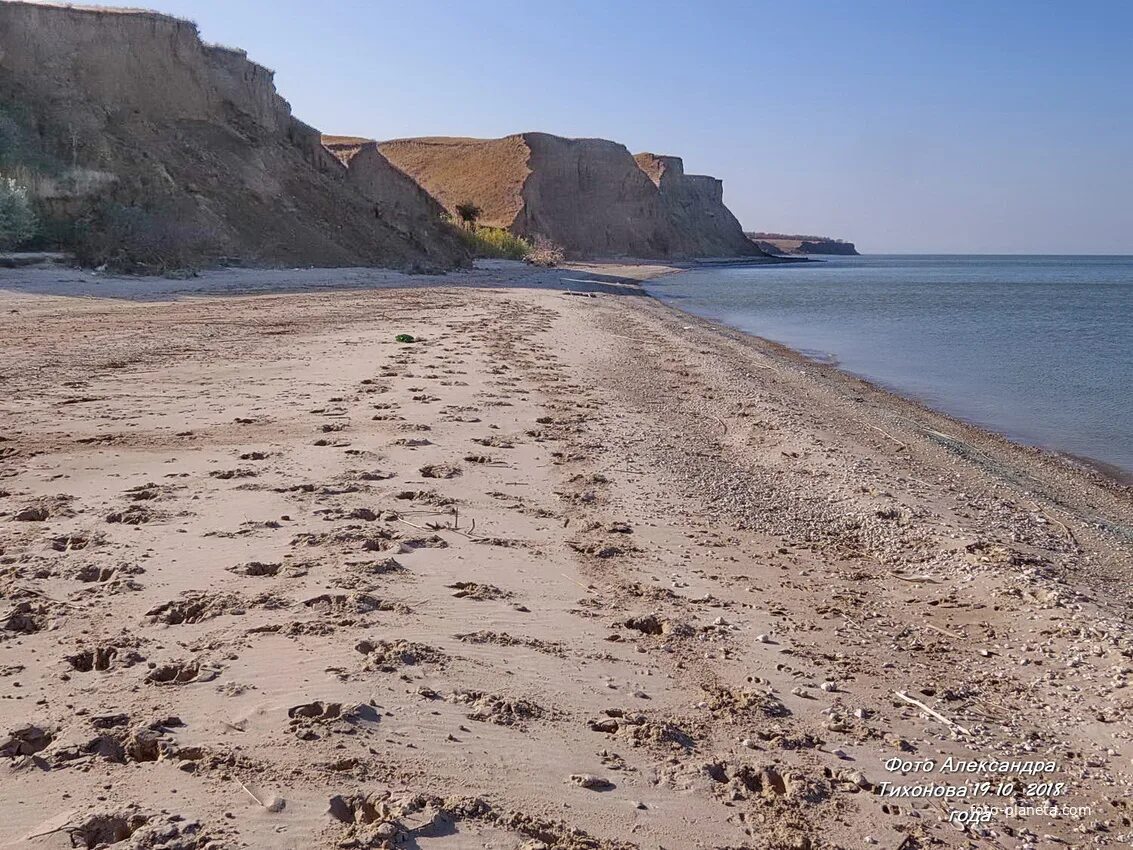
xmin=0 ymin=261 xmax=1130 ymax=849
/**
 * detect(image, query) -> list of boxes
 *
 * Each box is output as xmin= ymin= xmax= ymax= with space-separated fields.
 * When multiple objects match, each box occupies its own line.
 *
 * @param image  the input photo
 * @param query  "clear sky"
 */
xmin=126 ymin=0 xmax=1131 ymax=253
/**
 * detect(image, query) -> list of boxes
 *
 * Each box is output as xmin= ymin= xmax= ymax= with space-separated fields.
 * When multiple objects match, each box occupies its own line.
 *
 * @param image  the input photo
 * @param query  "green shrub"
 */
xmin=0 ymin=177 xmax=38 ymax=250
xmin=457 ymin=225 xmax=532 ymax=260
xmin=454 ymin=201 xmax=482 ymax=228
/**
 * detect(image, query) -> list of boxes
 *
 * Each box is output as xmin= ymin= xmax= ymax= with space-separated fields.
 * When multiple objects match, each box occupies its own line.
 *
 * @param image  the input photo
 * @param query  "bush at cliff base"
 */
xmin=0 ymin=178 xmax=38 ymax=251
xmin=455 ymin=225 xmax=532 ymax=260
xmin=525 ymin=237 xmax=564 ymax=267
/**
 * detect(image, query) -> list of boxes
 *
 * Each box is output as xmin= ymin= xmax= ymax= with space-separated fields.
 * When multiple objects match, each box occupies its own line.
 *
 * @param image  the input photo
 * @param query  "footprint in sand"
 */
xmin=447 ymin=581 xmax=512 ymax=601
xmin=355 ymin=638 xmax=448 ymax=672
xmin=145 ymin=591 xmax=244 ymax=625
xmin=145 ymin=660 xmax=220 ymax=686
xmin=64 ymin=640 xmax=145 ymax=673
xmin=419 ymin=463 xmax=461 ymax=479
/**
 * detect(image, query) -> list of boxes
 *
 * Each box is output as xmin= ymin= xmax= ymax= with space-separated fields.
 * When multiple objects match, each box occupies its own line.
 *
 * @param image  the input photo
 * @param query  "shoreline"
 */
xmin=635 ymin=264 xmax=1133 ymax=491
xmin=1 ymin=255 xmax=1128 ymax=494
xmin=1 ymin=262 xmax=1130 ymax=848
xmin=633 ymin=283 xmax=1133 ymax=538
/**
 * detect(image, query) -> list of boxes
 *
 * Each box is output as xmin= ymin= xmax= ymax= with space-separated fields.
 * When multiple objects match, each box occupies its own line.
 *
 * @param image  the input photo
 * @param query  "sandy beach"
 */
xmin=1 ymin=261 xmax=1130 ymax=850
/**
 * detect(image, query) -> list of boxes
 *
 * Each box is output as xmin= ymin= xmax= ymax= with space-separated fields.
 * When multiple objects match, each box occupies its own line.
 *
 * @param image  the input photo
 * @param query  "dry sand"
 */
xmin=0 ymin=261 xmax=1130 ymax=850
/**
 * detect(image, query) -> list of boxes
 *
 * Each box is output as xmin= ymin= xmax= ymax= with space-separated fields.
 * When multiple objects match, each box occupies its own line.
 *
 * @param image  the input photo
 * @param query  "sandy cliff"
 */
xmin=321 ymin=136 xmax=459 ymax=252
xmin=380 ymin=133 xmax=763 ymax=260
xmin=634 ymin=152 xmax=759 ymax=258
xmin=0 ymin=2 xmax=466 ymax=269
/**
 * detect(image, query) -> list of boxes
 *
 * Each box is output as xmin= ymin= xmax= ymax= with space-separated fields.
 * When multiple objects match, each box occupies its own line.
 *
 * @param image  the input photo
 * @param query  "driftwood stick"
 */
xmin=396 ymin=515 xmax=483 ymax=542
xmin=1028 ymin=500 xmax=1077 ymax=544
xmin=894 ymin=690 xmax=972 ymax=735
xmin=891 ymin=572 xmax=943 ymax=584
xmin=560 ymin=572 xmax=591 ymax=591
xmin=922 ymin=623 xmax=964 ymax=640
xmin=861 ymin=421 xmax=907 ymax=450
xmin=236 ymin=776 xmax=266 ymax=807
xmin=21 ymin=810 xmax=78 ymax=841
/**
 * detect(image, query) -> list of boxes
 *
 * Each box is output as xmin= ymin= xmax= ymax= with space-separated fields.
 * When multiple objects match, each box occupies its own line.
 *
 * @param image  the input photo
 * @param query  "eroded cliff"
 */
xmin=0 ymin=2 xmax=466 ymax=269
xmin=634 ymin=153 xmax=759 ymax=258
xmin=322 ymin=135 xmax=459 ymax=250
xmin=379 ymin=133 xmax=762 ymax=260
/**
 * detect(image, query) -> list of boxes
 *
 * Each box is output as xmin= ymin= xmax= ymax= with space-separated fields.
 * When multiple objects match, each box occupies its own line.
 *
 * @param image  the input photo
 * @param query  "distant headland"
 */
xmin=746 ymin=232 xmax=860 ymax=256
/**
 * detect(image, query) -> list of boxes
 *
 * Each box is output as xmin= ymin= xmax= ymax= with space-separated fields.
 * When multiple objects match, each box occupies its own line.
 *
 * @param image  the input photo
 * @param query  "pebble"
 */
xmin=847 ymin=771 xmax=871 ymax=790
xmin=375 ymin=822 xmax=397 ymax=838
xmin=568 ymin=773 xmax=613 ymax=790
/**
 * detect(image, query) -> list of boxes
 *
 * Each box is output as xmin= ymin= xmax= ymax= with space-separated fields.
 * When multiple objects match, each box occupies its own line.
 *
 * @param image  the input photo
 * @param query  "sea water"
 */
xmin=645 ymin=255 xmax=1133 ymax=477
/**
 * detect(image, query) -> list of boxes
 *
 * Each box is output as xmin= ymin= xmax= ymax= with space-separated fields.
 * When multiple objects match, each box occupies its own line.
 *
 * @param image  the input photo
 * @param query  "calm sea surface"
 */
xmin=644 ymin=255 xmax=1133 ymax=476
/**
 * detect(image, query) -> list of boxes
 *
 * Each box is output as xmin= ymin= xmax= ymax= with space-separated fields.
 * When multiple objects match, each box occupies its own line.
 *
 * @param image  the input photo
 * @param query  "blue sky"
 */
xmin=135 ymin=0 xmax=1131 ymax=253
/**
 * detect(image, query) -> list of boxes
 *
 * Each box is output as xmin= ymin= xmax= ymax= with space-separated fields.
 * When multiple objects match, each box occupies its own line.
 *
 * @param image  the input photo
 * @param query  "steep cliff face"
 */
xmin=634 ymin=153 xmax=760 ymax=258
xmin=0 ymin=2 xmax=466 ymax=269
xmin=322 ymin=135 xmax=461 ymax=253
xmin=518 ymin=134 xmax=673 ymax=258
xmin=379 ymin=133 xmax=762 ymax=260
xmin=747 ymin=233 xmax=860 ymax=256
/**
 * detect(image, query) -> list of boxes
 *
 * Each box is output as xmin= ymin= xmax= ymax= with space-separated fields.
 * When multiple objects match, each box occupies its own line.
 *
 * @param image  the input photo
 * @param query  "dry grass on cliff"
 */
xmin=457 ymin=225 xmax=531 ymax=260
xmin=378 ymin=136 xmax=531 ymax=228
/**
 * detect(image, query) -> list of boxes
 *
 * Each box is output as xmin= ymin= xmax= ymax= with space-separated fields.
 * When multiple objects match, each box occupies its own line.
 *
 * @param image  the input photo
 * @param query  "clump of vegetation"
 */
xmin=524 ymin=236 xmax=565 ymax=267
xmin=0 ymin=177 xmax=38 ymax=250
xmin=457 ymin=225 xmax=532 ymax=260
xmin=394 ymin=334 xmax=416 ymax=343
xmin=454 ymin=201 xmax=482 ymax=229
xmin=447 ymin=199 xmax=531 ymax=260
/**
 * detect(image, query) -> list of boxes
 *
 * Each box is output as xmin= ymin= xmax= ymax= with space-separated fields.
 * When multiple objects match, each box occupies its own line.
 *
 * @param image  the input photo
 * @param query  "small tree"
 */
xmin=454 ymin=201 xmax=482 ymax=230
xmin=0 ymin=177 xmax=37 ymax=251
